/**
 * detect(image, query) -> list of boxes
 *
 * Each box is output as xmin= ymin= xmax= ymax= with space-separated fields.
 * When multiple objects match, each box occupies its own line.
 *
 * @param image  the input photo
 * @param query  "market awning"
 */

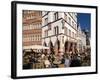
xmin=23 ymin=45 xmax=49 ymax=50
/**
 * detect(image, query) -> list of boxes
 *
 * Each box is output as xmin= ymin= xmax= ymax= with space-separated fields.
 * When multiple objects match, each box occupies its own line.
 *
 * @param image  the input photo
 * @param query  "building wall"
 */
xmin=64 ymin=13 xmax=77 ymax=42
xmin=77 ymin=25 xmax=86 ymax=52
xmin=42 ymin=11 xmax=78 ymax=54
xmin=23 ymin=10 xmax=42 ymax=46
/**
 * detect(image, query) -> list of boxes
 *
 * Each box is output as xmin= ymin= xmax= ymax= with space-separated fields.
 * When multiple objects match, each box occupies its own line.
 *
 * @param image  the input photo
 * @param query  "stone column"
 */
xmin=59 ymin=36 xmax=64 ymax=55
xmin=68 ymin=41 xmax=70 ymax=53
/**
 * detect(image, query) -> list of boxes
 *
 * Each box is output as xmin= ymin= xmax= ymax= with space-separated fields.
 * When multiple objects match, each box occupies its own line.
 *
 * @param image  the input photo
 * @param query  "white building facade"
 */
xmin=77 ymin=25 xmax=86 ymax=53
xmin=42 ymin=11 xmax=78 ymax=55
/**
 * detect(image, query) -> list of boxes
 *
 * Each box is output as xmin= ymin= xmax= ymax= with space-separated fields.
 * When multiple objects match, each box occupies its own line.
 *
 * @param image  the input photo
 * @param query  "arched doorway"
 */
xmin=74 ymin=43 xmax=78 ymax=53
xmin=64 ymin=40 xmax=68 ymax=53
xmin=69 ymin=42 xmax=73 ymax=52
xmin=49 ymin=40 xmax=54 ymax=54
xmin=43 ymin=41 xmax=47 ymax=54
xmin=43 ymin=41 xmax=47 ymax=47
xmin=54 ymin=38 xmax=60 ymax=55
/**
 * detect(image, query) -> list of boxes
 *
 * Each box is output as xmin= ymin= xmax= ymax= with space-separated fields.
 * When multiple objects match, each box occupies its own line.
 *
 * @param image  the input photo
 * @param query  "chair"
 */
xmin=58 ymin=64 xmax=64 ymax=68
xmin=35 ymin=63 xmax=45 ymax=69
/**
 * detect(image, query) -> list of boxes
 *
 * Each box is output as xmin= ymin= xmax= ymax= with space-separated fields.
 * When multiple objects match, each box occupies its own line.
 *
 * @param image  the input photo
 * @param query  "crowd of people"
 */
xmin=23 ymin=49 xmax=91 ymax=69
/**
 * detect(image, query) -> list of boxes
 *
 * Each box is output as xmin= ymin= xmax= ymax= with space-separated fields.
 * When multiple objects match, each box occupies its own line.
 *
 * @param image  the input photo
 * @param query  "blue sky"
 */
xmin=77 ymin=13 xmax=91 ymax=32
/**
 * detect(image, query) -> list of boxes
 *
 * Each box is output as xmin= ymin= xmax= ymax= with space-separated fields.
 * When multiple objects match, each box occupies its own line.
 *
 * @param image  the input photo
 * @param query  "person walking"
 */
xmin=44 ymin=57 xmax=51 ymax=68
xmin=64 ymin=55 xmax=70 ymax=67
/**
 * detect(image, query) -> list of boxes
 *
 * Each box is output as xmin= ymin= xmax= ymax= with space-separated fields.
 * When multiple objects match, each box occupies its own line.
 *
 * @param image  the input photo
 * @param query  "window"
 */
xmin=30 ymin=24 xmax=32 ymax=29
xmin=57 ymin=26 xmax=59 ymax=35
xmin=48 ymin=24 xmax=51 ymax=30
xmin=69 ymin=29 xmax=71 ymax=36
xmin=32 ymin=35 xmax=34 ymax=41
xmin=72 ymin=21 xmax=74 ymax=27
xmin=39 ymin=35 xmax=41 ymax=41
xmin=54 ymin=27 xmax=56 ymax=35
xmin=38 ymin=35 xmax=39 ymax=41
xmin=31 ymin=36 xmax=32 ymax=41
xmin=72 ymin=32 xmax=74 ymax=38
xmin=35 ymin=35 xmax=37 ymax=41
xmin=64 ymin=27 xmax=68 ymax=35
xmin=45 ymin=18 xmax=48 ymax=25
xmin=47 ymin=30 xmax=48 ymax=37
xmin=40 ymin=35 xmax=42 ymax=41
xmin=37 ymin=35 xmax=38 ymax=41
xmin=65 ymin=14 xmax=67 ymax=21
xmin=54 ymin=26 xmax=59 ymax=35
xmin=38 ymin=23 xmax=41 ymax=28
xmin=54 ymin=12 xmax=58 ymax=21
xmin=75 ymin=24 xmax=77 ymax=29
xmin=62 ymin=20 xmax=65 ymax=29
xmin=68 ymin=17 xmax=71 ymax=24
xmin=45 ymin=30 xmax=48 ymax=37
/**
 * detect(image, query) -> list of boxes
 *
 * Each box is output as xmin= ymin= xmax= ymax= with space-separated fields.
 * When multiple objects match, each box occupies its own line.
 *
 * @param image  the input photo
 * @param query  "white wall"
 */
xmin=0 ymin=0 xmax=99 ymax=80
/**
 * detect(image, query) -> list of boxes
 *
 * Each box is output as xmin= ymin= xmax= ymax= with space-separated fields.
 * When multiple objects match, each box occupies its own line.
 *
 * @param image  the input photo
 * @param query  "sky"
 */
xmin=77 ymin=13 xmax=91 ymax=32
